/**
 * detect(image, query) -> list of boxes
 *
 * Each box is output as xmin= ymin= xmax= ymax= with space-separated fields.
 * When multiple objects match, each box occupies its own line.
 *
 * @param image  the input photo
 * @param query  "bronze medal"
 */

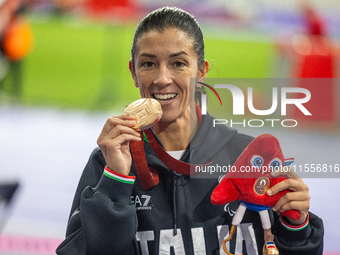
xmin=123 ymin=98 xmax=162 ymax=130
xmin=254 ymin=177 xmax=270 ymax=195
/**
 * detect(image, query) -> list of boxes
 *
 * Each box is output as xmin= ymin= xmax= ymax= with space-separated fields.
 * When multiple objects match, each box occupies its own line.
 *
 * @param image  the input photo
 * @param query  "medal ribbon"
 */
xmin=130 ymin=104 xmax=211 ymax=190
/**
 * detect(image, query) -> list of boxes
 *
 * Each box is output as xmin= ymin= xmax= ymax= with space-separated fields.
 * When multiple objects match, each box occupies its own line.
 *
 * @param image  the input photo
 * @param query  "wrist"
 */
xmin=105 ymin=164 xmax=130 ymax=177
xmin=280 ymin=212 xmax=309 ymax=231
xmin=92 ymin=166 xmax=135 ymax=204
xmin=285 ymin=212 xmax=308 ymax=226
xmin=104 ymin=166 xmax=135 ymax=184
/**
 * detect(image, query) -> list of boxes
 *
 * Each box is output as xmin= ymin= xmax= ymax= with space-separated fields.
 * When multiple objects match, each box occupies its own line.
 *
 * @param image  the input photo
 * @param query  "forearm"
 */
xmin=57 ymin=169 xmax=138 ymax=254
xmin=273 ymin=211 xmax=324 ymax=254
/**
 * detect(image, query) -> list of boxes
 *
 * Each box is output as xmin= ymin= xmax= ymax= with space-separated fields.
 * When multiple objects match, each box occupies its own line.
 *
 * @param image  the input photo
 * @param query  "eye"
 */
xmin=142 ymin=62 xmax=155 ymax=68
xmin=173 ymin=61 xmax=185 ymax=68
xmin=250 ymin=155 xmax=263 ymax=168
xmin=269 ymin=158 xmax=282 ymax=170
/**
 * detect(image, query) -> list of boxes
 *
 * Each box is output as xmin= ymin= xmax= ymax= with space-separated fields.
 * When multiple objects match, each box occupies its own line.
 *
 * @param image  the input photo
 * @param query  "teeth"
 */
xmin=154 ymin=94 xmax=177 ymax=100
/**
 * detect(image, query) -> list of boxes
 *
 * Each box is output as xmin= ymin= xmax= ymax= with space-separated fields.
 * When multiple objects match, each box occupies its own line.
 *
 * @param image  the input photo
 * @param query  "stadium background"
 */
xmin=0 ymin=0 xmax=340 ymax=254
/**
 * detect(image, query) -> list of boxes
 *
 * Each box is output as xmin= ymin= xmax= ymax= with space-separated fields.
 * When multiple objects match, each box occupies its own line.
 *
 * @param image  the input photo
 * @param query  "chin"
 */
xmin=158 ymin=114 xmax=178 ymax=124
xmin=158 ymin=117 xmax=175 ymax=124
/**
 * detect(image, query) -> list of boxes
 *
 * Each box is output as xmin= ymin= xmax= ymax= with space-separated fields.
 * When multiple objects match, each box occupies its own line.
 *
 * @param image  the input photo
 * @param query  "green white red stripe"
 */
xmin=280 ymin=213 xmax=309 ymax=231
xmin=104 ymin=166 xmax=135 ymax=184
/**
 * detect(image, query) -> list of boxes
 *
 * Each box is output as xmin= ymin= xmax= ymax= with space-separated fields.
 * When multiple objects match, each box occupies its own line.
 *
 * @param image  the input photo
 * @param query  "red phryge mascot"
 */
xmin=211 ymin=134 xmax=299 ymax=255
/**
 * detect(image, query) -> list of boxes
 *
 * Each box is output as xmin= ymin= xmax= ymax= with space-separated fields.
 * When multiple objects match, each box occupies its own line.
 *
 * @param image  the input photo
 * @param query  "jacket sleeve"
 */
xmin=272 ymin=211 xmax=324 ymax=254
xmin=56 ymin=148 xmax=139 ymax=255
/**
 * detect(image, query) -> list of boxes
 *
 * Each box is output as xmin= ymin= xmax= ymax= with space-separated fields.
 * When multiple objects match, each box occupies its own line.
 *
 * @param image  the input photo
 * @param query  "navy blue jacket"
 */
xmin=56 ymin=113 xmax=323 ymax=254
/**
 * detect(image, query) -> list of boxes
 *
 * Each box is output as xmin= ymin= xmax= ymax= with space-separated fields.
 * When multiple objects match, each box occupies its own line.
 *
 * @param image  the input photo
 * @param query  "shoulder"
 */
xmin=193 ymin=113 xmax=254 ymax=164
xmin=202 ymin=113 xmax=254 ymax=147
xmin=67 ymin=148 xmax=106 ymax=216
xmin=81 ymin=147 xmax=106 ymax=184
xmin=89 ymin=147 xmax=105 ymax=165
xmin=221 ymin=131 xmax=254 ymax=164
xmin=228 ymin=132 xmax=254 ymax=147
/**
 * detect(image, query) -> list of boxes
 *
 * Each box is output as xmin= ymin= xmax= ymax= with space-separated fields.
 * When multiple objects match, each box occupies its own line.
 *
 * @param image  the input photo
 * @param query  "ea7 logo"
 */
xmin=132 ymin=195 xmax=152 ymax=210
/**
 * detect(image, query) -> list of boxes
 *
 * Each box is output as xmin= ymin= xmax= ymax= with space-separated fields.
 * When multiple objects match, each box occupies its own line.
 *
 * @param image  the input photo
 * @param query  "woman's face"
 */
xmin=129 ymin=28 xmax=208 ymax=124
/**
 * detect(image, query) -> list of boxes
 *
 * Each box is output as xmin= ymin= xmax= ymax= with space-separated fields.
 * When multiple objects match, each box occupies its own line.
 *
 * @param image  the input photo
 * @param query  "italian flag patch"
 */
xmin=280 ymin=213 xmax=309 ymax=231
xmin=104 ymin=166 xmax=135 ymax=184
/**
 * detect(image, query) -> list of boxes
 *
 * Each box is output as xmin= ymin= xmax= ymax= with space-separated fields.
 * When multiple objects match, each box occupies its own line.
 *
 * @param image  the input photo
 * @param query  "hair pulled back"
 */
xmin=131 ymin=7 xmax=205 ymax=71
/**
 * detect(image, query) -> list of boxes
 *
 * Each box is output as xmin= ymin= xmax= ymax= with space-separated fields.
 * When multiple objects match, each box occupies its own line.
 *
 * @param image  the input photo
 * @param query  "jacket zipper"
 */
xmin=172 ymin=174 xmax=178 ymax=236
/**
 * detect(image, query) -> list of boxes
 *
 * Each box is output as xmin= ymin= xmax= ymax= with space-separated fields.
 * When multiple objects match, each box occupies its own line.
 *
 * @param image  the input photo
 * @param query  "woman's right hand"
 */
xmin=97 ymin=115 xmax=141 ymax=176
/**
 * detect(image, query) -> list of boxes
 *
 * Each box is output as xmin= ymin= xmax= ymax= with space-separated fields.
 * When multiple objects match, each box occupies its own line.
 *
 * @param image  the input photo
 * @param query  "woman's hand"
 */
xmin=97 ymin=115 xmax=141 ymax=176
xmin=267 ymin=168 xmax=310 ymax=225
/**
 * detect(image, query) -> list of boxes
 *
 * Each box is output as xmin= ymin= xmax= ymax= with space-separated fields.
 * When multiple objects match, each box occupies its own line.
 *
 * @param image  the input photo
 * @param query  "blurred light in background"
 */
xmin=0 ymin=0 xmax=340 ymax=254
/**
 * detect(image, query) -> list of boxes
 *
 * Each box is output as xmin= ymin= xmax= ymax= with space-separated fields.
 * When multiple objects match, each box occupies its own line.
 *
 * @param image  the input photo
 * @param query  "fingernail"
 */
xmin=272 ymin=206 xmax=277 ymax=211
xmin=267 ymin=189 xmax=272 ymax=196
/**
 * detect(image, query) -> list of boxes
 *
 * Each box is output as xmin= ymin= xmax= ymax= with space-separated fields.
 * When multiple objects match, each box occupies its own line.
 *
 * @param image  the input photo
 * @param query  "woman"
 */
xmin=56 ymin=7 xmax=323 ymax=255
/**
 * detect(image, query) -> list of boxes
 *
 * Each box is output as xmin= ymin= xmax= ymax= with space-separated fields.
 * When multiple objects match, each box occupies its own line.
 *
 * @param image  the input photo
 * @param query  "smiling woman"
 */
xmin=129 ymin=27 xmax=209 ymax=150
xmin=56 ymin=7 xmax=323 ymax=255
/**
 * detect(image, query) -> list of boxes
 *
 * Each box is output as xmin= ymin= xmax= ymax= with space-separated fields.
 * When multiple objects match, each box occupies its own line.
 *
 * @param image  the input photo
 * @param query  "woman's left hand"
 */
xmin=267 ymin=168 xmax=310 ymax=225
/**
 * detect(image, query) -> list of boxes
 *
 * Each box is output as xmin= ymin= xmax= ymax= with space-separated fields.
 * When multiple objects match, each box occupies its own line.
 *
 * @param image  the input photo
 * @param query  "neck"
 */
xmin=153 ymin=107 xmax=198 ymax=151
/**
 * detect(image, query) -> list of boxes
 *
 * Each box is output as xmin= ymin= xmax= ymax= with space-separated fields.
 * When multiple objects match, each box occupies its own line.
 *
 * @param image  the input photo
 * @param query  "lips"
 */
xmin=153 ymin=93 xmax=177 ymax=102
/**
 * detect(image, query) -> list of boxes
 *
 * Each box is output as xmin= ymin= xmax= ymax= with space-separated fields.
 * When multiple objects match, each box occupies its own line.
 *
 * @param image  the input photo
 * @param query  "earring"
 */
xmin=195 ymin=82 xmax=203 ymax=92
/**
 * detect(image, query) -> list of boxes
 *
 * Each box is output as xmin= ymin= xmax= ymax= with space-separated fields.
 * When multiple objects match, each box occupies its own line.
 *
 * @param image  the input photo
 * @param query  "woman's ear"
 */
xmin=129 ymin=60 xmax=139 ymax=87
xmin=199 ymin=60 xmax=209 ymax=81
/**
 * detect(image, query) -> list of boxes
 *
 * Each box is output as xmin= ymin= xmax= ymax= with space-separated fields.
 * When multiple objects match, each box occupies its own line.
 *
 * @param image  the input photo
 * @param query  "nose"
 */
xmin=154 ymin=65 xmax=172 ymax=87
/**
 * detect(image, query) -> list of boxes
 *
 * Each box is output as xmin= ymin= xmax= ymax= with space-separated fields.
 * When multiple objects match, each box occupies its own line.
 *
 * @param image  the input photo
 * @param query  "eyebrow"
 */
xmin=139 ymin=53 xmax=157 ymax=58
xmin=138 ymin=51 xmax=189 ymax=58
xmin=169 ymin=51 xmax=189 ymax=58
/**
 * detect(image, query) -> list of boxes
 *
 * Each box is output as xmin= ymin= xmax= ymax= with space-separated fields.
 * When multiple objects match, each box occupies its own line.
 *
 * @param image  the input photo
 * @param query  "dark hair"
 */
xmin=131 ymin=7 xmax=205 ymax=71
